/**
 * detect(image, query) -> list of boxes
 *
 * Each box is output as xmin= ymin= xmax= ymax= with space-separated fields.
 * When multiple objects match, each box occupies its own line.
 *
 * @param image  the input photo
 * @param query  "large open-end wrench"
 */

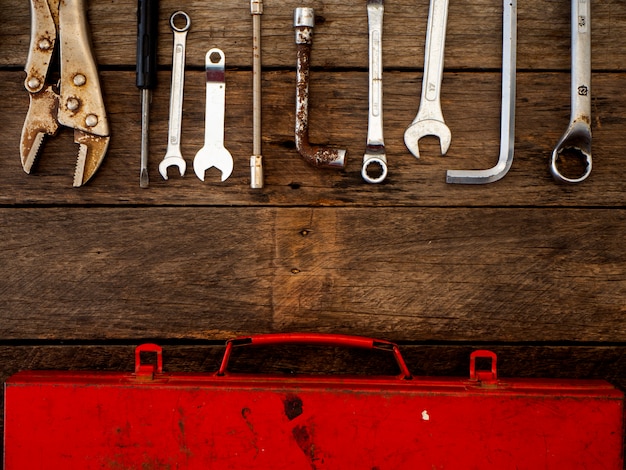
xmin=362 ymin=0 xmax=387 ymax=184
xmin=159 ymin=11 xmax=190 ymax=180
xmin=446 ymin=0 xmax=516 ymax=184
xmin=550 ymin=0 xmax=591 ymax=183
xmin=193 ymin=48 xmax=234 ymax=182
xmin=403 ymin=0 xmax=451 ymax=159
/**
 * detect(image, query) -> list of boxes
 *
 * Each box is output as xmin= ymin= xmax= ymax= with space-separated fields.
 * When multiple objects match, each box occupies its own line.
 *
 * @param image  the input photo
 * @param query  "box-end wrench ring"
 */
xmin=159 ymin=11 xmax=191 ymax=180
xmin=362 ymin=0 xmax=387 ymax=184
xmin=446 ymin=0 xmax=516 ymax=184
xmin=550 ymin=0 xmax=592 ymax=183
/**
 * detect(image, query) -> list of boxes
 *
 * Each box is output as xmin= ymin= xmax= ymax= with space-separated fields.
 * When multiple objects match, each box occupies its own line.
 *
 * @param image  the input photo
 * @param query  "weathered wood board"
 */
xmin=0 ymin=0 xmax=624 ymax=465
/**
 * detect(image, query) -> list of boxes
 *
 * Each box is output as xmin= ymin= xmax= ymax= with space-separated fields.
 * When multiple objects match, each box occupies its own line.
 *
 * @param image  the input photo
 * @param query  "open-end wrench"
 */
xmin=446 ymin=0 xmax=516 ymax=184
xmin=362 ymin=0 xmax=387 ymax=184
xmin=159 ymin=11 xmax=190 ymax=180
xmin=193 ymin=48 xmax=234 ymax=182
xmin=403 ymin=0 xmax=451 ymax=159
xmin=550 ymin=0 xmax=591 ymax=183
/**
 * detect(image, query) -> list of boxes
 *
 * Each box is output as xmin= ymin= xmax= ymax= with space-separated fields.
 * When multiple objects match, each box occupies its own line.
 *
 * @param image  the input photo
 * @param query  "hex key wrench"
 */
xmin=446 ymin=0 xmax=517 ymax=184
xmin=550 ymin=0 xmax=592 ymax=183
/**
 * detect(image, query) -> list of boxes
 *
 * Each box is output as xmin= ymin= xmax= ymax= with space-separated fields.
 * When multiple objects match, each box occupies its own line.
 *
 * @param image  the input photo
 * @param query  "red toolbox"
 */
xmin=4 ymin=333 xmax=625 ymax=469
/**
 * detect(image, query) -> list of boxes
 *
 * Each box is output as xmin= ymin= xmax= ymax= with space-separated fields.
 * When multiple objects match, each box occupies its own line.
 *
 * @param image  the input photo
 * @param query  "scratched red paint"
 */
xmin=4 ymin=335 xmax=625 ymax=469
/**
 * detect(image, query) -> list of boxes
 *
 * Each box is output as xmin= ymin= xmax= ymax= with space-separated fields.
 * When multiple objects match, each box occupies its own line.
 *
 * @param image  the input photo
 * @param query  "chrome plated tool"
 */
xmin=404 ymin=0 xmax=451 ymax=159
xmin=362 ymin=0 xmax=387 ymax=184
xmin=550 ymin=0 xmax=592 ymax=183
xmin=21 ymin=0 xmax=110 ymax=187
xmin=159 ymin=11 xmax=191 ymax=180
xmin=250 ymin=0 xmax=264 ymax=188
xmin=193 ymin=49 xmax=234 ymax=182
xmin=446 ymin=0 xmax=517 ymax=184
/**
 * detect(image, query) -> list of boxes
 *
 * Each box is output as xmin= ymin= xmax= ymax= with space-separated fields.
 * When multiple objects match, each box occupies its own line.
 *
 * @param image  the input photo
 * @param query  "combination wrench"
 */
xmin=446 ymin=0 xmax=516 ymax=184
xmin=193 ymin=48 xmax=234 ymax=182
xmin=403 ymin=0 xmax=451 ymax=159
xmin=362 ymin=0 xmax=387 ymax=184
xmin=159 ymin=11 xmax=190 ymax=180
xmin=550 ymin=0 xmax=592 ymax=183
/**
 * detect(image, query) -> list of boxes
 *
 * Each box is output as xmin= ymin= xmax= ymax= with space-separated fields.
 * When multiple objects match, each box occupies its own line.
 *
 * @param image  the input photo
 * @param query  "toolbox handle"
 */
xmin=469 ymin=350 xmax=498 ymax=383
xmin=217 ymin=333 xmax=412 ymax=379
xmin=134 ymin=343 xmax=163 ymax=378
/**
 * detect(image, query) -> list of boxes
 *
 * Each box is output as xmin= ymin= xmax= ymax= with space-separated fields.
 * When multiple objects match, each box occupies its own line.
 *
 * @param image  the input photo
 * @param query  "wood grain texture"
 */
xmin=1 ymin=207 xmax=624 ymax=342
xmin=0 ymin=0 xmax=625 ymax=464
xmin=1 ymin=0 xmax=626 ymax=70
xmin=1 ymin=69 xmax=626 ymax=206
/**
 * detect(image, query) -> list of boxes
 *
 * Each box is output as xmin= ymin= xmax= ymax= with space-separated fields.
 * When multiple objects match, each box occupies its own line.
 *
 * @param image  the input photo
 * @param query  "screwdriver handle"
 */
xmin=136 ymin=0 xmax=159 ymax=89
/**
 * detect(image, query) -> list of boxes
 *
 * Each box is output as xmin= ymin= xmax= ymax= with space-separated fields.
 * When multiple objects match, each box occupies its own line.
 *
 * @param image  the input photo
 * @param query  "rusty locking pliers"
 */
xmin=21 ymin=0 xmax=110 ymax=187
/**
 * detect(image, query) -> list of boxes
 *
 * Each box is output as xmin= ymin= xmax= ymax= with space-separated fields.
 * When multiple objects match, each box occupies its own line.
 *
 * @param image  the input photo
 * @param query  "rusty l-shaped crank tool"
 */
xmin=21 ymin=0 xmax=110 ymax=187
xmin=293 ymin=7 xmax=346 ymax=170
xmin=446 ymin=0 xmax=517 ymax=184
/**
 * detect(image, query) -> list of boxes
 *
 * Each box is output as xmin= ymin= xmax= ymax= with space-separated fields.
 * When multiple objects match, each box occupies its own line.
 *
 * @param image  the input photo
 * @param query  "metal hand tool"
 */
xmin=193 ymin=49 xmax=234 ymax=182
xmin=159 ymin=11 xmax=191 ymax=181
xmin=550 ymin=0 xmax=592 ymax=183
xmin=250 ymin=0 xmax=264 ymax=188
xmin=446 ymin=0 xmax=517 ymax=184
xmin=136 ymin=0 xmax=159 ymax=188
xmin=362 ymin=0 xmax=387 ymax=184
xmin=294 ymin=7 xmax=346 ymax=169
xmin=21 ymin=0 xmax=110 ymax=187
xmin=403 ymin=0 xmax=451 ymax=159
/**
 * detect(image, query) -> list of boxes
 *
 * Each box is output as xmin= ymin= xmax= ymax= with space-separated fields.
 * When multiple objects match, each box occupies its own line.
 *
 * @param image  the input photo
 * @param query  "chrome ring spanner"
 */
xmin=550 ymin=0 xmax=592 ymax=183
xmin=159 ymin=11 xmax=190 ymax=180
xmin=404 ymin=0 xmax=451 ymax=160
xmin=362 ymin=0 xmax=387 ymax=184
xmin=446 ymin=0 xmax=516 ymax=184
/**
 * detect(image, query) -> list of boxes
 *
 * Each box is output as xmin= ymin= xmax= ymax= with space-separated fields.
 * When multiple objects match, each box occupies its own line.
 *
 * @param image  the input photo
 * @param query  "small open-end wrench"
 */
xmin=159 ymin=11 xmax=190 ymax=180
xmin=446 ymin=0 xmax=516 ymax=184
xmin=362 ymin=0 xmax=387 ymax=184
xmin=403 ymin=0 xmax=451 ymax=159
xmin=550 ymin=0 xmax=591 ymax=183
xmin=193 ymin=48 xmax=234 ymax=182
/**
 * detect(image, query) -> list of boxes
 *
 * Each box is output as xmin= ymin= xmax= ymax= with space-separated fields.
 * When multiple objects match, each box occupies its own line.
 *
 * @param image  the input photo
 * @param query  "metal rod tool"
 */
xmin=550 ymin=0 xmax=592 ymax=183
xmin=293 ymin=7 xmax=346 ymax=169
xmin=362 ymin=0 xmax=387 ymax=184
xmin=136 ymin=0 xmax=159 ymax=188
xmin=250 ymin=0 xmax=264 ymax=188
xmin=446 ymin=0 xmax=517 ymax=184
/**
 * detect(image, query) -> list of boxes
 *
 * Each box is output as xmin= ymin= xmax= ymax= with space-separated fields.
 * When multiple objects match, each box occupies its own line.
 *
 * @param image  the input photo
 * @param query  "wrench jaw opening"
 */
xmin=159 ymin=156 xmax=187 ymax=181
xmin=550 ymin=122 xmax=592 ymax=183
xmin=403 ymin=121 xmax=451 ymax=160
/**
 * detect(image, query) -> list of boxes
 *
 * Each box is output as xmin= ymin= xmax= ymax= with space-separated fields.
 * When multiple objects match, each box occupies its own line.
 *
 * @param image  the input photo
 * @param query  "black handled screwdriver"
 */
xmin=136 ymin=0 xmax=159 ymax=188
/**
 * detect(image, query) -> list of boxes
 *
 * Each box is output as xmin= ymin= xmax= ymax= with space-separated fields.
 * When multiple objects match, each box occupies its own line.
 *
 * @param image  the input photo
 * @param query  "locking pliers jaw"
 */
xmin=21 ymin=0 xmax=110 ymax=187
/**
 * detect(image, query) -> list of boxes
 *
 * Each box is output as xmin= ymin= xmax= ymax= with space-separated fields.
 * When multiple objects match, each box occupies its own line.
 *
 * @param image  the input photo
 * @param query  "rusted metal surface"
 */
xmin=294 ymin=8 xmax=346 ymax=169
xmin=4 ymin=334 xmax=624 ymax=469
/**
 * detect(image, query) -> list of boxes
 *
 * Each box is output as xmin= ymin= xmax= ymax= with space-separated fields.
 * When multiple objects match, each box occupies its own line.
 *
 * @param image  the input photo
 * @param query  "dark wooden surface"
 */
xmin=0 ymin=0 xmax=625 ymax=465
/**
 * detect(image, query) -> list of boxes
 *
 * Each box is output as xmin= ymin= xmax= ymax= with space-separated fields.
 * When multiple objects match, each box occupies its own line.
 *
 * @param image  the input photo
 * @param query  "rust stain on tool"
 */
xmin=294 ymin=7 xmax=346 ymax=169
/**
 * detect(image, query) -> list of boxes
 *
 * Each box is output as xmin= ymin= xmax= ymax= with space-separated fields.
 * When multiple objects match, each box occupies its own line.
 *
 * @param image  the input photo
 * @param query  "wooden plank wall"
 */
xmin=1 ymin=0 xmax=625 ymax=463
